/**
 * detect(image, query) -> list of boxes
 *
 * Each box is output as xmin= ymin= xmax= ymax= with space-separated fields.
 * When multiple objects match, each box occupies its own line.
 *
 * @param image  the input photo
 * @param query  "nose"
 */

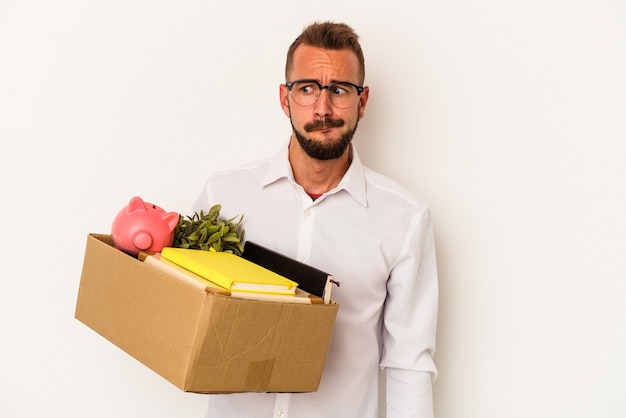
xmin=313 ymin=88 xmax=334 ymax=118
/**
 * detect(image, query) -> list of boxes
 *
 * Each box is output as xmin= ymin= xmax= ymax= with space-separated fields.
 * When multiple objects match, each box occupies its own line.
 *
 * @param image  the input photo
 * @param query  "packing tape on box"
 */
xmin=245 ymin=358 xmax=275 ymax=392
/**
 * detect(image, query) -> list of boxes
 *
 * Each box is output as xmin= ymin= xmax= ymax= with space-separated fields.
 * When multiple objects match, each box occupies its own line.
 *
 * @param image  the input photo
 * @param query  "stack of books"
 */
xmin=140 ymin=242 xmax=334 ymax=305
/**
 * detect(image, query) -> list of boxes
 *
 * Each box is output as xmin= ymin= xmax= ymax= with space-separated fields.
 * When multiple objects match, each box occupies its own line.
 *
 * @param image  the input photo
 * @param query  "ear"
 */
xmin=128 ymin=196 xmax=147 ymax=213
xmin=162 ymin=212 xmax=180 ymax=231
xmin=358 ymin=86 xmax=370 ymax=120
xmin=279 ymin=84 xmax=291 ymax=118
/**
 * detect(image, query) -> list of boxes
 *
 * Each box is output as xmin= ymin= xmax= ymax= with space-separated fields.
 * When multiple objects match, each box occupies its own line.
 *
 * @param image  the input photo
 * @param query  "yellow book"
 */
xmin=160 ymin=247 xmax=298 ymax=295
xmin=139 ymin=252 xmax=320 ymax=304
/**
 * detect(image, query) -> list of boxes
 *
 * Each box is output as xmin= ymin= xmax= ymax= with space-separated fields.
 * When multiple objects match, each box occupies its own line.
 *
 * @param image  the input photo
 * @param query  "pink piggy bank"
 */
xmin=111 ymin=196 xmax=179 ymax=256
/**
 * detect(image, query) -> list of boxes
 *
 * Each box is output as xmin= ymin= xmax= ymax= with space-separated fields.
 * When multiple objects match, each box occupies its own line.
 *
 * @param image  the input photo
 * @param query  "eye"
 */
xmin=330 ymin=83 xmax=351 ymax=96
xmin=296 ymin=82 xmax=318 ymax=95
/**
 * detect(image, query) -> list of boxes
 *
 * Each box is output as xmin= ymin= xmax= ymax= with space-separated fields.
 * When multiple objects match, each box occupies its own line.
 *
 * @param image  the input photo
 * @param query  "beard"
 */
xmin=291 ymin=116 xmax=359 ymax=160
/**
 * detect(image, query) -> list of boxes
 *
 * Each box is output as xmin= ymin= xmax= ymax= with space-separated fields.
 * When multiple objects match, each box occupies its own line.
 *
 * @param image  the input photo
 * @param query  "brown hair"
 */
xmin=285 ymin=21 xmax=365 ymax=84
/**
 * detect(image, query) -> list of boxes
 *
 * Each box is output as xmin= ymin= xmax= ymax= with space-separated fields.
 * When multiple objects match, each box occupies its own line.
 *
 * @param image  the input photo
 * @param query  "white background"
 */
xmin=1 ymin=1 xmax=625 ymax=417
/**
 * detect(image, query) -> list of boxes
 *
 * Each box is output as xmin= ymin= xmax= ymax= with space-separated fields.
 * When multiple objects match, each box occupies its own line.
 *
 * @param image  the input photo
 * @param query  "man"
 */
xmin=194 ymin=21 xmax=438 ymax=418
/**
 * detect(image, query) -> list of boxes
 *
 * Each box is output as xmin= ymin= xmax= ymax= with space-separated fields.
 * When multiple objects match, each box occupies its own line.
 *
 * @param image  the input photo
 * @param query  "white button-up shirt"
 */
xmin=194 ymin=143 xmax=438 ymax=418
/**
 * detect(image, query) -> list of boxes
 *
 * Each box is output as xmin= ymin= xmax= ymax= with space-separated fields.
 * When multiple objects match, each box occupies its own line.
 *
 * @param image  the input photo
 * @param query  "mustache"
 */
xmin=304 ymin=118 xmax=345 ymax=132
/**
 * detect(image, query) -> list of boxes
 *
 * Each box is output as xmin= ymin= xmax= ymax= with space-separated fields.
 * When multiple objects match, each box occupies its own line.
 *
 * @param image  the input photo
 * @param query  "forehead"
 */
xmin=290 ymin=44 xmax=360 ymax=82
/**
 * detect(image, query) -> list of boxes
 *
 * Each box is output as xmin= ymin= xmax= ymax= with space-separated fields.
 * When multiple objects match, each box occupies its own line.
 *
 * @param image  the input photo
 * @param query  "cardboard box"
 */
xmin=75 ymin=234 xmax=338 ymax=393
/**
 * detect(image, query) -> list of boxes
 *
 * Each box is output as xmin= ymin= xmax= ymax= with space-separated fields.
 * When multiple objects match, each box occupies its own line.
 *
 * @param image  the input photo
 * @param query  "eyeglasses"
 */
xmin=285 ymin=79 xmax=364 ymax=109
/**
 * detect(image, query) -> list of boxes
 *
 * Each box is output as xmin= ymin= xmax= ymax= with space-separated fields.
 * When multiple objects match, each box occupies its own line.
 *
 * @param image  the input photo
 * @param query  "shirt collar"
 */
xmin=262 ymin=141 xmax=368 ymax=207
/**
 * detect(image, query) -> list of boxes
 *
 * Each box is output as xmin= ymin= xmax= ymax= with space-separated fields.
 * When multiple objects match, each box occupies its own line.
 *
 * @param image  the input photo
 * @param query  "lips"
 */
xmin=304 ymin=118 xmax=345 ymax=133
xmin=313 ymin=127 xmax=334 ymax=133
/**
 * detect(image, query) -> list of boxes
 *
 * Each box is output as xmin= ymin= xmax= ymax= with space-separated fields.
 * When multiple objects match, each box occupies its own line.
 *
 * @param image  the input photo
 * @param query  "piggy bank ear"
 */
xmin=163 ymin=212 xmax=180 ymax=231
xmin=127 ymin=196 xmax=147 ymax=213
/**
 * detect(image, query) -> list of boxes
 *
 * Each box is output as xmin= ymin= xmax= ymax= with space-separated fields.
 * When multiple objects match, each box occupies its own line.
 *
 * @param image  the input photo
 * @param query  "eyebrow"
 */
xmin=296 ymin=79 xmax=356 ymax=85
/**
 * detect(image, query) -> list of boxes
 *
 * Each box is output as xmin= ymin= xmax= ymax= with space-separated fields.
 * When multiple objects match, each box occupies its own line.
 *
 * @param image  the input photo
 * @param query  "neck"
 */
xmin=288 ymin=137 xmax=352 ymax=196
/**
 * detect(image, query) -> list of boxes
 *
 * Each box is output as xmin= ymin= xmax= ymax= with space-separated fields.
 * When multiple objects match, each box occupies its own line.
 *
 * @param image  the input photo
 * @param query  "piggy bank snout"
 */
xmin=132 ymin=231 xmax=153 ymax=251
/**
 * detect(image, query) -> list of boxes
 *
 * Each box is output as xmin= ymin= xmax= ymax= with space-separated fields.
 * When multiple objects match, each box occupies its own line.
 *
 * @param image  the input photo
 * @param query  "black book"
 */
xmin=242 ymin=241 xmax=335 ymax=304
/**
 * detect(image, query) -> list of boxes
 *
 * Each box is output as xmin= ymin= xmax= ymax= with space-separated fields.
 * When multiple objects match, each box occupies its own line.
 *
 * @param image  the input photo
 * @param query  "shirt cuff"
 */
xmin=385 ymin=368 xmax=434 ymax=418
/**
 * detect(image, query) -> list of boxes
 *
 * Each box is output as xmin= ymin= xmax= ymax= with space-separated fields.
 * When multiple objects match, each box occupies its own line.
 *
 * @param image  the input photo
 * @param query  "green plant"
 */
xmin=173 ymin=204 xmax=244 ymax=255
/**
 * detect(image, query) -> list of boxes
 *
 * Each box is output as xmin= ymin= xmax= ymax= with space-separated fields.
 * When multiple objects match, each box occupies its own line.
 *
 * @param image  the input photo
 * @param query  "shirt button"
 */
xmin=304 ymin=210 xmax=312 ymax=216
xmin=277 ymin=411 xmax=284 ymax=418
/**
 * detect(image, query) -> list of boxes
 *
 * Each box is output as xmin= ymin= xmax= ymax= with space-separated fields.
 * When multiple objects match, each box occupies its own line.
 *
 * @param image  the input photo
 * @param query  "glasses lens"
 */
xmin=327 ymin=82 xmax=359 ymax=108
xmin=290 ymin=81 xmax=320 ymax=107
xmin=290 ymin=81 xmax=359 ymax=109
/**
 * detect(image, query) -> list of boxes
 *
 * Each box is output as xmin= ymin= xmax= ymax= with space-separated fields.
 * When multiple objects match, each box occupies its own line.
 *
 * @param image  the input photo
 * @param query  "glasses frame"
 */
xmin=285 ymin=79 xmax=365 ymax=108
